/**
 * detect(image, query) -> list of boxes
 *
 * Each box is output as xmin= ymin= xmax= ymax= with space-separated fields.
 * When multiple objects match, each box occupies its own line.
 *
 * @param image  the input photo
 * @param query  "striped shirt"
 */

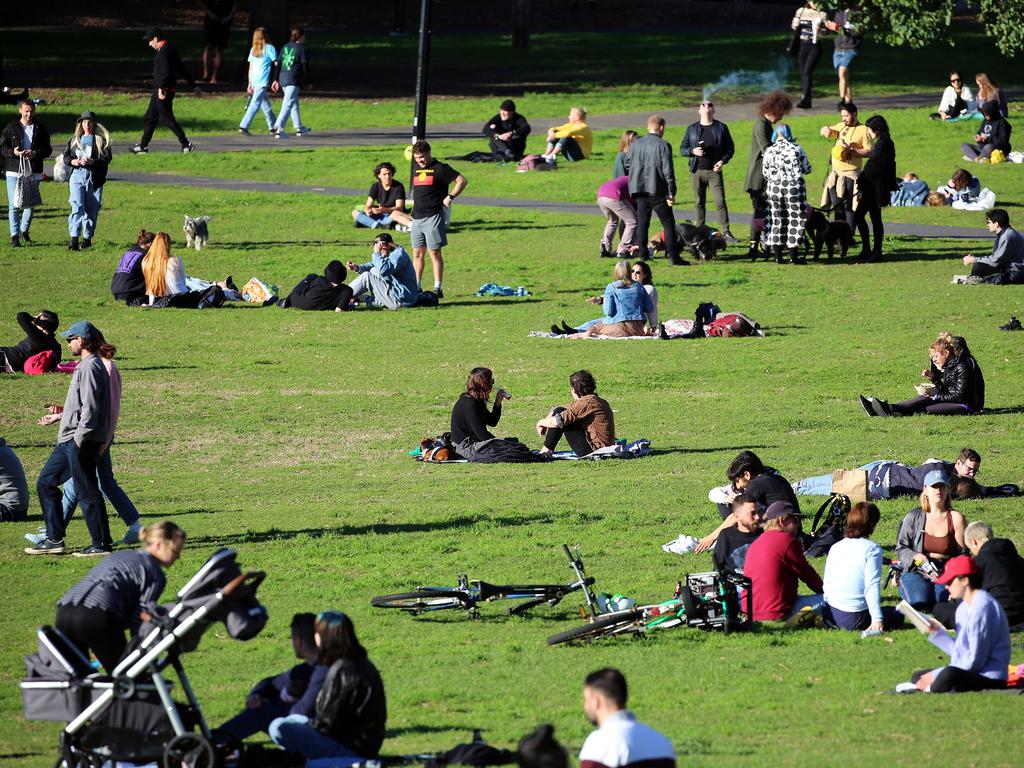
xmin=57 ymin=549 xmax=166 ymax=627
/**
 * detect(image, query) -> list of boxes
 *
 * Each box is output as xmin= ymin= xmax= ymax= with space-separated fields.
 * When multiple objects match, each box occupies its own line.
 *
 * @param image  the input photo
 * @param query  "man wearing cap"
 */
xmin=743 ymin=501 xmax=823 ymax=622
xmin=279 ymin=260 xmax=354 ymax=312
xmin=908 ymin=555 xmax=1011 ymax=693
xmin=482 ymin=100 xmax=531 ymax=161
xmin=132 ymin=28 xmax=201 ymax=155
xmin=1 ymin=99 xmax=52 ymax=247
xmin=25 ymin=321 xmax=112 ymax=557
xmin=345 ymin=233 xmax=420 ymax=310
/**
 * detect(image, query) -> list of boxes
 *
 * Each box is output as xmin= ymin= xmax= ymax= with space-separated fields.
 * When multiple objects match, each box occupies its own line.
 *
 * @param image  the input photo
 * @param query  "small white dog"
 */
xmin=183 ymin=215 xmax=212 ymax=250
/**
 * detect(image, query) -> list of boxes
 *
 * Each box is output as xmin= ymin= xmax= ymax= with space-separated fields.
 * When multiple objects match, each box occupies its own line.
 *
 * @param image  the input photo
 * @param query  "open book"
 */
xmin=897 ymin=600 xmax=936 ymax=634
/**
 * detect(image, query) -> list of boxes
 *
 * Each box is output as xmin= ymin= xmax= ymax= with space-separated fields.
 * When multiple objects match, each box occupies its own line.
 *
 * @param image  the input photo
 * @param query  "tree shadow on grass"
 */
xmin=184 ymin=512 xmax=559 ymax=547
xmin=141 ymin=507 xmax=220 ymax=519
xmin=664 ymin=444 xmax=777 ymax=456
xmin=224 ymin=239 xmax=346 ymax=248
xmin=8 ymin=440 xmax=149 ymax=449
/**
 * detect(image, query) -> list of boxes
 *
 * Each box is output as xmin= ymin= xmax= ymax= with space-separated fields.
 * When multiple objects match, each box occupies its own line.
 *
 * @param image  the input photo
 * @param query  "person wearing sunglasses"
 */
xmin=933 ymin=71 xmax=975 ymax=121
xmin=679 ymin=101 xmax=736 ymax=242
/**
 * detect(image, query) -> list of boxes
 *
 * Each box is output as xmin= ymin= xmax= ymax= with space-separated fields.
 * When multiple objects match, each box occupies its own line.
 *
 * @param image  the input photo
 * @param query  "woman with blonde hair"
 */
xmin=141 ymin=232 xmax=186 ymax=304
xmin=53 ymin=520 xmax=186 ymax=672
xmin=238 ymin=27 xmax=278 ymax=135
xmin=974 ymin=73 xmax=1008 ymax=119
xmin=565 ymin=259 xmax=652 ymax=338
xmin=63 ymin=111 xmax=112 ymax=251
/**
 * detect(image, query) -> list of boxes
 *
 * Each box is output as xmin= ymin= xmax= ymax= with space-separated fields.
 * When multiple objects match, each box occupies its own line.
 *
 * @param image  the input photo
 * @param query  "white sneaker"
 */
xmin=661 ymin=535 xmax=698 ymax=555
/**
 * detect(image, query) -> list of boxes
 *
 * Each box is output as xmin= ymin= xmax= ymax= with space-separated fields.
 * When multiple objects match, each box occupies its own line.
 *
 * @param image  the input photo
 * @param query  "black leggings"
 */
xmin=542 ymin=407 xmax=594 ymax=456
xmin=55 ymin=604 xmax=129 ymax=673
xmin=798 ymin=42 xmax=821 ymax=103
xmin=891 ymin=394 xmax=972 ymax=416
xmin=852 ymin=186 xmax=884 ymax=256
xmin=912 ymin=666 xmax=1006 ymax=693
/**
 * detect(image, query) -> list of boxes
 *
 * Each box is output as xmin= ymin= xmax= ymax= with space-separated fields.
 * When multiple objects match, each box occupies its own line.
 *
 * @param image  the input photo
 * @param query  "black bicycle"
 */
xmin=371 ymin=544 xmax=599 ymax=617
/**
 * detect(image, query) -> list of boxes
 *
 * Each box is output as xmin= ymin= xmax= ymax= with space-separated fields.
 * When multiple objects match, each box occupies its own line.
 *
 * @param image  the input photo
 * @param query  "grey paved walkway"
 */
xmin=111 ymin=170 xmax=989 ymax=240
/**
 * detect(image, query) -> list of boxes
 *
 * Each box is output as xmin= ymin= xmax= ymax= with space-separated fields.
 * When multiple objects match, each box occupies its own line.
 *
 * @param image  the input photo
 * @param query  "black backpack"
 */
xmin=196 ymin=285 xmax=226 ymax=309
xmin=804 ymin=494 xmax=850 ymax=558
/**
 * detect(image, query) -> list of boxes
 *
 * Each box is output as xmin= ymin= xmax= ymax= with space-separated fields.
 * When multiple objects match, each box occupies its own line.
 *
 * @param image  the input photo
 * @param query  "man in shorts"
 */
xmin=409 ymin=141 xmax=467 ymax=299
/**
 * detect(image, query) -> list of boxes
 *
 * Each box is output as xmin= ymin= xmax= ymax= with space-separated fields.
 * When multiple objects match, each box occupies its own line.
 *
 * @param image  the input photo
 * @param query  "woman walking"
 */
xmin=791 ymin=1 xmax=829 ymax=109
xmin=63 ymin=111 xmax=111 ymax=251
xmin=238 ymin=27 xmax=277 ymax=136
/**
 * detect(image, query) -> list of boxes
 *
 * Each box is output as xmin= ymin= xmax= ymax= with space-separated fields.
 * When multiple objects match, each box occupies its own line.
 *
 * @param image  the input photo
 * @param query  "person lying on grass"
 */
xmin=278 ymin=260 xmax=353 ymax=311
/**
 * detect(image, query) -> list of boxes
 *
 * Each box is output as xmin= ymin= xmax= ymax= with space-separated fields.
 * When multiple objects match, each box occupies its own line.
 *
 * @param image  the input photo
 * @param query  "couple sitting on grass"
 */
xmin=450 ymin=368 xmax=615 ymax=461
xmin=550 ymin=260 xmax=658 ymax=338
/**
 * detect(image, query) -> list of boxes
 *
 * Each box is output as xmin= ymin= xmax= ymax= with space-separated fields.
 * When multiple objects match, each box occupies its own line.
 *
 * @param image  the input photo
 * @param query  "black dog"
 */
xmin=804 ymin=209 xmax=854 ymax=259
xmin=649 ymin=222 xmax=725 ymax=261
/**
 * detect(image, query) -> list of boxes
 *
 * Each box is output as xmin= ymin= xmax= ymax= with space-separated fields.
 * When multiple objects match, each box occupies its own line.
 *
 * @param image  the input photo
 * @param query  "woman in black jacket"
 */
xmin=961 ymin=101 xmax=1012 ymax=163
xmin=63 ymin=111 xmax=112 ymax=251
xmin=269 ymin=611 xmax=387 ymax=761
xmin=450 ymin=367 xmax=510 ymax=455
xmin=850 ymin=115 xmax=897 ymax=261
xmin=0 ymin=310 xmax=60 ymax=373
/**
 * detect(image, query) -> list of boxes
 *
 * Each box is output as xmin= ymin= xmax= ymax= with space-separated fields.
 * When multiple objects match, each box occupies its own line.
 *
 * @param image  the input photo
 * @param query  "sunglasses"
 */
xmin=951 ymin=78 xmax=961 ymax=83
xmin=702 ymin=102 xmax=715 ymax=108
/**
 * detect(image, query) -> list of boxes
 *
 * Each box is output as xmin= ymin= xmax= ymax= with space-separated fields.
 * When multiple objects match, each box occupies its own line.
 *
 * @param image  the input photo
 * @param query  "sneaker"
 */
xmin=435 ymin=288 xmax=444 ymax=300
xmin=784 ymin=606 xmax=821 ymax=628
xmin=962 ymin=154 xmax=974 ymax=162
xmin=73 ymin=544 xmax=113 ymax=558
xmin=998 ymin=316 xmax=1022 ymax=331
xmin=723 ymin=230 xmax=737 ymax=243
xmin=24 ymin=538 xmax=66 ymax=555
xmin=20 ymin=231 xmax=32 ymax=243
xmin=120 ymin=523 xmax=142 ymax=545
xmin=295 ymin=127 xmax=311 ymax=136
xmin=274 ymin=130 xmax=286 ymax=139
xmin=238 ymin=127 xmax=251 ymax=136
xmin=394 ymin=224 xmax=410 ymax=233
xmin=182 ymin=143 xmax=195 ymax=154
xmin=131 ymin=144 xmax=148 ymax=154
xmin=24 ymin=532 xmax=46 ymax=545
xmin=859 ymin=395 xmax=876 ymax=417
xmin=871 ymin=398 xmax=893 ymax=417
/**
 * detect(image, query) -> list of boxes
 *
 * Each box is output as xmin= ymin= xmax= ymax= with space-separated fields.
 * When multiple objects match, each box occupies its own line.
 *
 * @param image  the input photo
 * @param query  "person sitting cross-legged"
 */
xmin=345 ymin=232 xmax=420 ymax=310
xmin=536 ymin=370 xmax=615 ymax=459
xmin=962 ymin=209 xmax=1024 ymax=284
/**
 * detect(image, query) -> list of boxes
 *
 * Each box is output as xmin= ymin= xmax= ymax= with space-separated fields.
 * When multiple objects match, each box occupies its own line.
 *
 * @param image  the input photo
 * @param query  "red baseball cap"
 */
xmin=935 ymin=555 xmax=979 ymax=585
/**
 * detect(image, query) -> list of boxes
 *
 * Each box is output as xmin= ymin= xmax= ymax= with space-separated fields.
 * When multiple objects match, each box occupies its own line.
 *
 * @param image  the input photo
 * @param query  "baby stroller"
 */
xmin=21 ymin=548 xmax=267 ymax=767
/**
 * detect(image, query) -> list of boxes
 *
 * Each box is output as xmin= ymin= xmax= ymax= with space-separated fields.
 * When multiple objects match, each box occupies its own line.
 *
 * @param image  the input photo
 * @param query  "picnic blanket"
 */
xmin=410 ymin=439 xmax=652 ymax=462
xmin=477 ymin=283 xmax=531 ymax=297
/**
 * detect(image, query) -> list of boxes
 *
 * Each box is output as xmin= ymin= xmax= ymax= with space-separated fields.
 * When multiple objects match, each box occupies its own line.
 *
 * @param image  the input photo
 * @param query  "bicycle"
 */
xmin=547 ymin=570 xmax=752 ymax=645
xmin=371 ymin=544 xmax=599 ymax=618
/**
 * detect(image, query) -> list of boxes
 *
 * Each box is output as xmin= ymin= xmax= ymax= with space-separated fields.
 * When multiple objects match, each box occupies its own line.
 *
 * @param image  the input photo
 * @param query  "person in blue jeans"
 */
xmin=238 ymin=27 xmax=277 ymax=135
xmin=895 ymin=470 xmax=967 ymax=610
xmin=269 ymin=610 xmax=387 ymax=762
xmin=1 ymin=100 xmax=52 ymax=247
xmin=272 ymin=27 xmax=311 ymax=138
xmin=63 ymin=111 xmax=111 ymax=251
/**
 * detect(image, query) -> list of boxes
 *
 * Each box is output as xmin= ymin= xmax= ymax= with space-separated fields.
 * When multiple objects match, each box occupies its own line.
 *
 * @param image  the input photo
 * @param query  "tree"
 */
xmin=855 ymin=0 xmax=1024 ymax=56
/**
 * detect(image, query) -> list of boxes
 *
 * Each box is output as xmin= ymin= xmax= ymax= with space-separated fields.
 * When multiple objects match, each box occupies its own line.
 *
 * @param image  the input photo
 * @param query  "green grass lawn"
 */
xmin=1 ymin=172 xmax=1023 ymax=767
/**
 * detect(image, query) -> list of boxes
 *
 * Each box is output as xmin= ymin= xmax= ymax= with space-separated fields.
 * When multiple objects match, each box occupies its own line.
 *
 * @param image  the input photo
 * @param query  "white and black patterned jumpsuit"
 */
xmin=762 ymin=138 xmax=813 ymax=250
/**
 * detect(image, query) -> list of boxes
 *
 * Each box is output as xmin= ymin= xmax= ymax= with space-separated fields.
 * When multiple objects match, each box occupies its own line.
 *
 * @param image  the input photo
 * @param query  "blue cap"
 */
xmin=60 ymin=320 xmax=102 ymax=341
xmin=923 ymin=469 xmax=949 ymax=487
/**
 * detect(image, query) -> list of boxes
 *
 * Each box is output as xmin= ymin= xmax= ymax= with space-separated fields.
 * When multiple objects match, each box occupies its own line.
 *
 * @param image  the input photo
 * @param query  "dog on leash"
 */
xmin=648 ymin=222 xmax=727 ymax=261
xmin=184 ymin=215 xmax=212 ymax=251
xmin=804 ymin=208 xmax=854 ymax=259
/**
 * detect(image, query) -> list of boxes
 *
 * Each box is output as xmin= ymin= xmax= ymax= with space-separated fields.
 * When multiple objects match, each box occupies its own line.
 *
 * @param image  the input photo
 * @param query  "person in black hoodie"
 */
xmin=132 ymin=28 xmax=201 ymax=154
xmin=848 ymin=115 xmax=896 ymax=261
xmin=868 ymin=332 xmax=982 ymax=416
xmin=268 ymin=610 xmax=386 ymax=761
xmin=0 ymin=310 xmax=60 ymax=373
xmin=111 ymin=230 xmax=156 ymax=306
xmin=933 ymin=521 xmax=1024 ymax=629
xmin=961 ymin=100 xmax=1012 ymax=163
xmin=482 ymin=99 xmax=531 ymax=160
xmin=1 ymin=99 xmax=52 ymax=247
xmin=278 ymin=260 xmax=354 ymax=311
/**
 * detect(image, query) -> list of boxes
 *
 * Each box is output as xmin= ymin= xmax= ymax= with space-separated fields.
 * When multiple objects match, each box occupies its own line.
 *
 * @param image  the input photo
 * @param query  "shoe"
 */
xmin=599 ymin=245 xmax=612 ymax=258
xmin=24 ymin=532 xmax=45 ymax=545
xmin=24 ymin=538 xmax=66 ymax=555
xmin=560 ymin=321 xmax=577 ymax=334
xmin=999 ymin=316 xmax=1022 ymax=331
xmin=658 ymin=322 xmax=669 ymax=340
xmin=871 ymin=398 xmax=893 ymax=417
xmin=68 ymin=237 xmax=80 ymax=251
xmin=784 ymin=606 xmax=821 ymax=628
xmin=20 ymin=231 xmax=31 ymax=243
xmin=295 ymin=127 xmax=311 ymax=136
xmin=394 ymin=224 xmax=410 ymax=232
xmin=859 ymin=395 xmax=875 ymax=417
xmin=796 ymin=99 xmax=811 ymax=109
xmin=238 ymin=127 xmax=251 ymax=136
xmin=434 ymin=288 xmax=443 ymax=300
xmin=182 ymin=143 xmax=195 ymax=153
xmin=551 ymin=324 xmax=564 ymax=335
xmin=274 ymin=130 xmax=286 ymax=139
xmin=746 ymin=244 xmax=759 ymax=261
xmin=81 ymin=238 xmax=92 ymax=250
xmin=962 ymin=154 xmax=974 ymax=162
xmin=131 ymin=144 xmax=148 ymax=154
xmin=73 ymin=544 xmax=113 ymax=558
xmin=723 ymin=230 xmax=737 ymax=243
xmin=11 ymin=235 xmax=20 ymax=247
xmin=224 ymin=275 xmax=238 ymax=292
xmin=121 ymin=522 xmax=142 ymax=545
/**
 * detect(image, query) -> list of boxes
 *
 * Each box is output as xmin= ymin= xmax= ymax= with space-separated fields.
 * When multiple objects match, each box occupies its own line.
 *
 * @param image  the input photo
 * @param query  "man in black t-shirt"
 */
xmin=679 ymin=101 xmax=735 ymax=240
xmin=713 ymin=494 xmax=763 ymax=574
xmin=352 ymin=162 xmax=410 ymax=230
xmin=409 ymin=140 xmax=467 ymax=298
xmin=279 ymin=260 xmax=353 ymax=312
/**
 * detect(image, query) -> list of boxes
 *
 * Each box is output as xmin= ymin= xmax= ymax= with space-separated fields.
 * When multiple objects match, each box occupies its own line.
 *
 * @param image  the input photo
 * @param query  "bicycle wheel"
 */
xmin=371 ymin=590 xmax=469 ymax=612
xmin=547 ymin=609 xmax=643 ymax=645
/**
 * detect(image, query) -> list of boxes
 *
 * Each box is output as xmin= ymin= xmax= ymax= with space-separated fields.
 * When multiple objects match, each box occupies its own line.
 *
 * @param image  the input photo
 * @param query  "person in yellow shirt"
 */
xmin=543 ymin=106 xmax=592 ymax=163
xmin=818 ymin=101 xmax=871 ymax=228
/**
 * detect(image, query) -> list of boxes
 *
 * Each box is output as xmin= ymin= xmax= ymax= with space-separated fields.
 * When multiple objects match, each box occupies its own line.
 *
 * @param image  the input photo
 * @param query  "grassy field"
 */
xmin=1 ymin=167 xmax=1023 ymax=767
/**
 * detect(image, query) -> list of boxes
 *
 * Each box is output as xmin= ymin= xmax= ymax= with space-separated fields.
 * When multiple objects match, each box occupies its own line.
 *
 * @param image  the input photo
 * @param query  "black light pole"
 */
xmin=410 ymin=0 xmax=433 ymax=182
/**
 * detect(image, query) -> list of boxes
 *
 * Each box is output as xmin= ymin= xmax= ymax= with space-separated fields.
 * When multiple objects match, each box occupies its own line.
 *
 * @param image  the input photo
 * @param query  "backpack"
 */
xmin=196 ymin=285 xmax=226 ymax=309
xmin=706 ymin=312 xmax=760 ymax=337
xmin=23 ymin=350 xmax=56 ymax=375
xmin=414 ymin=290 xmax=440 ymax=307
xmin=420 ymin=433 xmax=454 ymax=462
xmin=516 ymin=154 xmax=554 ymax=172
xmin=805 ymin=494 xmax=850 ymax=557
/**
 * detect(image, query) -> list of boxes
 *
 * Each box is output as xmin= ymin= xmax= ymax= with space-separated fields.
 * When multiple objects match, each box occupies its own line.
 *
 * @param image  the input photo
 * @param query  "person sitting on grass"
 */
xmin=345 ymin=232 xmax=420 ymax=310
xmin=450 ymin=366 xmax=509 ymax=454
xmin=555 ymin=262 xmax=657 ymax=337
xmin=895 ymin=470 xmax=966 ymax=611
xmin=905 ymin=555 xmax=1011 ymax=693
xmin=712 ymin=494 xmax=762 ymax=575
xmin=268 ymin=610 xmax=386 ymax=762
xmin=111 ymin=230 xmax=156 ymax=306
xmin=862 ymin=332 xmax=983 ymax=417
xmin=936 ymin=168 xmax=981 ymax=205
xmin=933 ymin=521 xmax=1024 ymax=630
xmin=351 ymin=162 xmax=412 ymax=231
xmin=482 ymin=99 xmax=531 ymax=161
xmin=536 ymin=370 xmax=615 ymax=458
xmin=696 ymin=451 xmax=801 ymax=553
xmin=560 ymin=260 xmax=653 ymax=339
xmin=822 ymin=501 xmax=905 ymax=632
xmin=0 ymin=436 xmax=29 ymax=522
xmin=743 ymin=501 xmax=823 ymax=624
xmin=141 ymin=232 xmax=237 ymax=306
xmin=279 ymin=260 xmax=353 ymax=312
xmin=960 ymin=100 xmax=1011 ymax=163
xmin=962 ymin=209 xmax=1024 ymax=284
xmin=212 ymin=612 xmax=326 ymax=750
xmin=0 ymin=310 xmax=60 ymax=374
xmin=931 ymin=70 xmax=975 ymax=121
xmin=542 ymin=106 xmax=592 ymax=163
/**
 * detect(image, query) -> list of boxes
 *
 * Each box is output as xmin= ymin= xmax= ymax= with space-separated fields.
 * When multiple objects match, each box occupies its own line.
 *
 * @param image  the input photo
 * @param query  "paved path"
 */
xmin=111 ymin=170 xmax=988 ymax=240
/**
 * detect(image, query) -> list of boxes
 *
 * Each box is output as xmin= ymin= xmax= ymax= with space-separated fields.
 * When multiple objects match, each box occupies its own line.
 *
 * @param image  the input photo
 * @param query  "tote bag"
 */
xmin=14 ymin=154 xmax=42 ymax=209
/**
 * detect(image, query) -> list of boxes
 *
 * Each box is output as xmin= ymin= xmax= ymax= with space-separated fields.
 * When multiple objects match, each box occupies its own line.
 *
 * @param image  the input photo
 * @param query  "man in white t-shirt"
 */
xmin=578 ymin=668 xmax=676 ymax=768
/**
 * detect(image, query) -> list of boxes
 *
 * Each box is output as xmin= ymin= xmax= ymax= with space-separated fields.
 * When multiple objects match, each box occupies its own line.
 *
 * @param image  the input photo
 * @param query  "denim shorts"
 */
xmin=410 ymin=211 xmax=448 ymax=250
xmin=833 ymin=48 xmax=858 ymax=70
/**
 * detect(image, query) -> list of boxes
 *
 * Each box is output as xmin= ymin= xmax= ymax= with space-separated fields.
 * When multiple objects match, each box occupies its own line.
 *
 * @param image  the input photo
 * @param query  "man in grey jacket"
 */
xmin=345 ymin=232 xmax=420 ymax=309
xmin=26 ymin=321 xmax=112 ymax=556
xmin=624 ymin=115 xmax=687 ymax=266
xmin=963 ymin=209 xmax=1024 ymax=282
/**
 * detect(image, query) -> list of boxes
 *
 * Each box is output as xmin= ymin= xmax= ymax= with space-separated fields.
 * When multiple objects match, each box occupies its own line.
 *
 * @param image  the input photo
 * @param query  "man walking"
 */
xmin=409 ymin=140 xmax=467 ymax=298
xmin=25 ymin=321 xmax=112 ymax=557
xmin=1 ymin=100 xmax=52 ymax=247
xmin=346 ymin=232 xmax=420 ymax=309
xmin=133 ymin=28 xmax=201 ymax=154
xmin=679 ymin=101 xmax=735 ymax=241
xmin=625 ymin=115 xmax=686 ymax=266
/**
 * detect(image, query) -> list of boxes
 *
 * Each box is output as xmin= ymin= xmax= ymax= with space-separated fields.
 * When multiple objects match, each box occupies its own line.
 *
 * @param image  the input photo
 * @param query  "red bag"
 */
xmin=23 ymin=350 xmax=57 ymax=375
xmin=706 ymin=313 xmax=761 ymax=338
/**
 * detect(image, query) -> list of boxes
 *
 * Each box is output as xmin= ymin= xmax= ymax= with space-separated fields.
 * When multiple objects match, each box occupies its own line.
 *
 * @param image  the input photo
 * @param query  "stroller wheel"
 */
xmin=163 ymin=733 xmax=215 ymax=768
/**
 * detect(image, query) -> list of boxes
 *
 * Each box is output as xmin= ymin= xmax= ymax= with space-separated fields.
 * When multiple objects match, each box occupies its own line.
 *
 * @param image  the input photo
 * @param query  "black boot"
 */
xmin=773 ymin=246 xmax=784 ymax=264
xmin=10 ymin=235 xmax=19 ymax=248
xmin=561 ymin=321 xmax=577 ymax=334
xmin=81 ymin=237 xmax=92 ymax=249
xmin=68 ymin=237 xmax=80 ymax=251
xmin=551 ymin=324 xmax=564 ymax=335
xmin=789 ymin=247 xmax=806 ymax=265
xmin=746 ymin=241 xmax=760 ymax=262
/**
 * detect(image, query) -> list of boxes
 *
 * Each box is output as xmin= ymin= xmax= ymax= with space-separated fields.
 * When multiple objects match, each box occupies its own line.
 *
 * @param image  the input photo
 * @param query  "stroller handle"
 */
xmin=222 ymin=570 xmax=266 ymax=597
